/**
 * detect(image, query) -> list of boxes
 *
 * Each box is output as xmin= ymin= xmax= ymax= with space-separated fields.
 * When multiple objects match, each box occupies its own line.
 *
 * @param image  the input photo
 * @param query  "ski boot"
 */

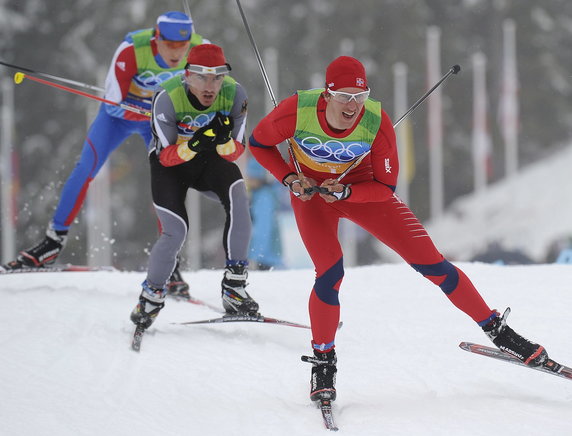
xmin=303 ymin=349 xmax=337 ymax=402
xmin=130 ymin=280 xmax=167 ymax=329
xmin=1 ymin=259 xmax=25 ymax=272
xmin=483 ymin=307 xmax=548 ymax=367
xmin=166 ymin=262 xmax=191 ymax=299
xmin=10 ymin=226 xmax=68 ymax=269
xmin=221 ymin=262 xmax=259 ymax=315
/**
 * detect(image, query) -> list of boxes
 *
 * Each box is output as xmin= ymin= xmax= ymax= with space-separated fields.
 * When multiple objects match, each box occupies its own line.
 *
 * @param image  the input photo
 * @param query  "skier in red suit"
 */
xmin=249 ymin=55 xmax=549 ymax=403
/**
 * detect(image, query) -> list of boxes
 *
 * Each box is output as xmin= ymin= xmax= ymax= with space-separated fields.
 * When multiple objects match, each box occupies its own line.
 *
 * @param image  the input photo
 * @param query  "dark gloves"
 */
xmin=187 ymin=112 xmax=234 ymax=153
xmin=211 ymin=111 xmax=234 ymax=144
xmin=187 ymin=124 xmax=218 ymax=153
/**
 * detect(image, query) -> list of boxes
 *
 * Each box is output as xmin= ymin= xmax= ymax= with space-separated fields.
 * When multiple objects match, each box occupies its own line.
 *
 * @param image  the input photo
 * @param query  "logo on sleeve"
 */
xmin=116 ymin=61 xmax=126 ymax=71
xmin=385 ymin=158 xmax=392 ymax=173
xmin=156 ymin=113 xmax=167 ymax=122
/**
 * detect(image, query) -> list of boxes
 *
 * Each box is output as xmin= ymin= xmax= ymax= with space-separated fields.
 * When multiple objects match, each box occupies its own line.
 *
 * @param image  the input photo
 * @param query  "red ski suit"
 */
xmin=249 ymin=93 xmax=494 ymax=352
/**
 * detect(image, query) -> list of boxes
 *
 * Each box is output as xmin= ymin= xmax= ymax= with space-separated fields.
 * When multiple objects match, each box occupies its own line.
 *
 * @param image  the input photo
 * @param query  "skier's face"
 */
xmin=185 ymin=72 xmax=225 ymax=107
xmin=156 ymin=39 xmax=191 ymax=68
xmin=324 ymin=87 xmax=367 ymax=130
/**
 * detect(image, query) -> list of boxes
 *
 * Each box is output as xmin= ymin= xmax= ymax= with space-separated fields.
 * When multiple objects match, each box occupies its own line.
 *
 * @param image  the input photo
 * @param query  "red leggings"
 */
xmin=291 ymin=193 xmax=494 ymax=351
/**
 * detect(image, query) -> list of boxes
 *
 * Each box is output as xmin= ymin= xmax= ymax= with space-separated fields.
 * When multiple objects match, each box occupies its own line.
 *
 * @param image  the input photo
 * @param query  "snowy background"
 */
xmin=2 ymin=263 xmax=572 ymax=436
xmin=423 ymin=142 xmax=572 ymax=263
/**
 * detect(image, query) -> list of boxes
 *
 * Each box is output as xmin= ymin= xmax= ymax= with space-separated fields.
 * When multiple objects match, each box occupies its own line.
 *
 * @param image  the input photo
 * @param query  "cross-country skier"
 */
xmin=130 ymin=43 xmax=258 ymax=330
xmin=3 ymin=11 xmax=202 ymax=297
xmin=248 ymin=55 xmax=550 ymax=403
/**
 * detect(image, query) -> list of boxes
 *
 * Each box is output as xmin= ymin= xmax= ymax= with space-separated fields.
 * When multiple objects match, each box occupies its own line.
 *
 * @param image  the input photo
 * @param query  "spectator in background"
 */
xmin=246 ymin=156 xmax=284 ymax=270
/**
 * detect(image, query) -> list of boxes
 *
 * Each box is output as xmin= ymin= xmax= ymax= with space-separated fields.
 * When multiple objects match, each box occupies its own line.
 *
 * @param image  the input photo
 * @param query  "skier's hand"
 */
xmin=210 ymin=111 xmax=234 ymax=145
xmin=283 ymin=173 xmax=317 ymax=201
xmin=187 ymin=124 xmax=218 ymax=153
xmin=318 ymin=179 xmax=352 ymax=203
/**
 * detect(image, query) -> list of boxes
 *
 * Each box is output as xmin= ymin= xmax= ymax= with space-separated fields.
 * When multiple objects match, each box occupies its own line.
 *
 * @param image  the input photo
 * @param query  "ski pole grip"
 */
xmin=14 ymin=72 xmax=25 ymax=84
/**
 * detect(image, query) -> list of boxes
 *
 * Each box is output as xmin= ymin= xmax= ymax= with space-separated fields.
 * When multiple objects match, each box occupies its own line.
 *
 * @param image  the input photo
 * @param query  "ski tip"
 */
xmin=131 ymin=325 xmax=146 ymax=352
xmin=131 ymin=337 xmax=142 ymax=352
xmin=459 ymin=341 xmax=473 ymax=351
xmin=318 ymin=399 xmax=339 ymax=431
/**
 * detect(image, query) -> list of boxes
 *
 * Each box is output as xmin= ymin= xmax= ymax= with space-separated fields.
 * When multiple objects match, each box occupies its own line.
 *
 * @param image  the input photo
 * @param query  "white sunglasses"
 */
xmin=186 ymin=64 xmax=231 ymax=75
xmin=327 ymin=88 xmax=370 ymax=104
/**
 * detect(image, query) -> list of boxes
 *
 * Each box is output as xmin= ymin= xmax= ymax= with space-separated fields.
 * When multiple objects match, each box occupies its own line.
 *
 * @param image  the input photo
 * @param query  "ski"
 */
xmin=131 ymin=325 xmax=146 ymax=352
xmin=0 ymin=262 xmax=115 ymax=274
xmin=174 ymin=313 xmax=313 ymax=329
xmin=459 ymin=342 xmax=572 ymax=381
xmin=175 ymin=314 xmax=344 ymax=330
xmin=317 ymin=399 xmax=339 ymax=431
xmin=171 ymin=291 xmax=348 ymax=330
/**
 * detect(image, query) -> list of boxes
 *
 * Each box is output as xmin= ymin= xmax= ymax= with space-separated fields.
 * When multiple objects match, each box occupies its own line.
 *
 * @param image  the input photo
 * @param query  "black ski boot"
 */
xmin=167 ymin=262 xmax=190 ymax=299
xmin=483 ymin=307 xmax=548 ymax=367
xmin=1 ymin=260 xmax=25 ymax=272
xmin=303 ymin=349 xmax=337 ymax=402
xmin=221 ymin=263 xmax=259 ymax=315
xmin=130 ymin=280 xmax=167 ymax=329
xmin=17 ymin=226 xmax=68 ymax=268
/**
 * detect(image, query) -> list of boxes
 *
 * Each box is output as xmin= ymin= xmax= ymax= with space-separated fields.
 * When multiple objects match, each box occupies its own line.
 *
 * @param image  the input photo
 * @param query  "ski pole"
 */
xmin=182 ymin=0 xmax=193 ymax=28
xmin=334 ymin=64 xmax=461 ymax=183
xmin=235 ymin=0 xmax=305 ymax=178
xmin=1 ymin=59 xmax=105 ymax=93
xmin=13 ymin=71 xmax=151 ymax=117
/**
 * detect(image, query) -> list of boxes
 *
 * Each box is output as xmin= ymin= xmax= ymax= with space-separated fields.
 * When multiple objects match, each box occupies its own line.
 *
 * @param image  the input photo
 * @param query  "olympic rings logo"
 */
xmin=178 ymin=112 xmax=229 ymax=135
xmin=297 ymin=135 xmax=370 ymax=163
xmin=134 ymin=69 xmax=184 ymax=88
xmin=179 ymin=113 xmax=213 ymax=134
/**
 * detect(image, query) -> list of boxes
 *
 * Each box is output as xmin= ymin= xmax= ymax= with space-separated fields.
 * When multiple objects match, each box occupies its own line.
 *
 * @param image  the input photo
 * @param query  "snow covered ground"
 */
xmin=2 ymin=263 xmax=572 ymax=436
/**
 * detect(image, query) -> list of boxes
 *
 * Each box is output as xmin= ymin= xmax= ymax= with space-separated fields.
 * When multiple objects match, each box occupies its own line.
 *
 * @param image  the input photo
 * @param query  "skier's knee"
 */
xmin=313 ymin=258 xmax=344 ymax=305
xmin=410 ymin=259 xmax=459 ymax=295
